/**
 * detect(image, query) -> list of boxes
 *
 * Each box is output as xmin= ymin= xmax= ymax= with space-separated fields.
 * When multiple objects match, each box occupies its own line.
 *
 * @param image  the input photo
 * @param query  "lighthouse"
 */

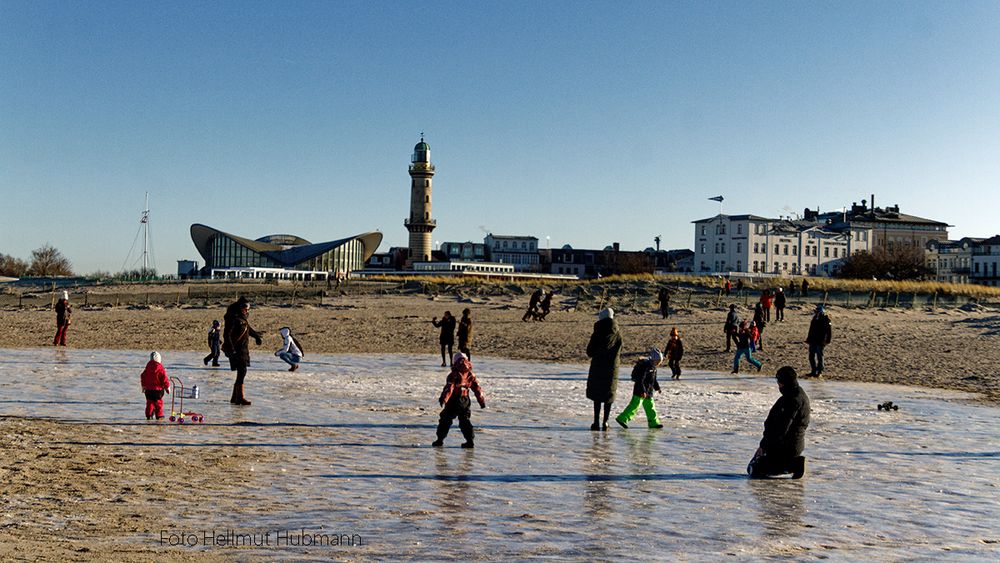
xmin=404 ymin=136 xmax=436 ymax=264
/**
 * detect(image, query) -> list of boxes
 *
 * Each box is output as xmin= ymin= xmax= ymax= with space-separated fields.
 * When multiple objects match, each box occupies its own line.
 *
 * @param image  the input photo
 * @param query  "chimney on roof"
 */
xmin=871 ymin=194 xmax=875 ymax=211
xmin=613 ymin=242 xmax=620 ymax=252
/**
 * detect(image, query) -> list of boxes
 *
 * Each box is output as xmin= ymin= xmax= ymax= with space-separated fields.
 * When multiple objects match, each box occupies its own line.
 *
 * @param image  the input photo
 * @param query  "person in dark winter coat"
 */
xmin=800 ymin=278 xmax=809 ymax=297
xmin=457 ymin=308 xmax=473 ymax=359
xmin=665 ymin=327 xmax=684 ymax=379
xmin=752 ymin=302 xmax=767 ymax=350
xmin=53 ymin=290 xmax=72 ymax=346
xmin=203 ymin=320 xmax=221 ymax=367
xmin=724 ymin=304 xmax=740 ymax=352
xmin=615 ymin=348 xmax=664 ymax=429
xmin=586 ymin=308 xmax=623 ymax=431
xmin=733 ymin=321 xmax=763 ymax=374
xmin=140 ymin=351 xmax=170 ymax=420
xmin=523 ymin=288 xmax=544 ymax=321
xmin=657 ymin=287 xmax=671 ymax=319
xmin=774 ymin=288 xmax=786 ymax=322
xmin=432 ymin=352 xmax=486 ymax=448
xmin=537 ymin=291 xmax=553 ymax=321
xmin=222 ymin=297 xmax=263 ymax=406
xmin=805 ymin=304 xmax=832 ymax=376
xmin=748 ymin=366 xmax=810 ymax=479
xmin=431 ymin=311 xmax=457 ymax=367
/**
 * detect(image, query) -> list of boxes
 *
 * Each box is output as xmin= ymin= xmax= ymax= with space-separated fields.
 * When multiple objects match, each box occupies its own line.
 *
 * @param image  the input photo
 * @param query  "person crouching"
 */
xmin=615 ymin=348 xmax=664 ymax=429
xmin=433 ymin=352 xmax=486 ymax=449
xmin=275 ymin=327 xmax=303 ymax=372
xmin=141 ymin=351 xmax=170 ymax=420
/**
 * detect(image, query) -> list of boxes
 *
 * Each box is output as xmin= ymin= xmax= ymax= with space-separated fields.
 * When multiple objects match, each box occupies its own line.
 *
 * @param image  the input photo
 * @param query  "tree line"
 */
xmin=0 ymin=244 xmax=74 ymax=277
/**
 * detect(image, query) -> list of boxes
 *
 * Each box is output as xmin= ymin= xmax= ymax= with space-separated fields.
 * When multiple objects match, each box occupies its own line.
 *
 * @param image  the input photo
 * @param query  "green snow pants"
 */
xmin=616 ymin=395 xmax=661 ymax=427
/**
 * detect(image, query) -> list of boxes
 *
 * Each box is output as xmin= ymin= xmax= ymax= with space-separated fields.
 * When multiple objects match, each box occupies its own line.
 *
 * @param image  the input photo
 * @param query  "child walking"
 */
xmin=733 ymin=321 xmax=764 ymax=374
xmin=665 ymin=327 xmax=684 ymax=379
xmin=275 ymin=327 xmax=304 ymax=372
xmin=615 ymin=348 xmax=664 ymax=429
xmin=433 ymin=352 xmax=486 ymax=448
xmin=141 ymin=351 xmax=170 ymax=420
xmin=203 ymin=320 xmax=221 ymax=367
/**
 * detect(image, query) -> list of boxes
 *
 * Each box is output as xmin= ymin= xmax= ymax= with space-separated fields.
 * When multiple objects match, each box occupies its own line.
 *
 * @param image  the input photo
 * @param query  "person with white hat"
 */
xmin=586 ymin=308 xmax=622 ymax=431
xmin=53 ymin=290 xmax=72 ymax=346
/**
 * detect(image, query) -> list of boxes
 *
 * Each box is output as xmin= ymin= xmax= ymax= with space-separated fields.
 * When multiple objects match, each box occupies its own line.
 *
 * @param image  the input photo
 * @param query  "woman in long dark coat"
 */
xmin=586 ymin=308 xmax=622 ymax=431
xmin=222 ymin=297 xmax=263 ymax=406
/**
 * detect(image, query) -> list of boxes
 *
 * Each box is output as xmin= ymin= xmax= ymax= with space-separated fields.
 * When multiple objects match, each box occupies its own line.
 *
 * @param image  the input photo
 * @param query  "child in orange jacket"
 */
xmin=141 ymin=351 xmax=170 ymax=420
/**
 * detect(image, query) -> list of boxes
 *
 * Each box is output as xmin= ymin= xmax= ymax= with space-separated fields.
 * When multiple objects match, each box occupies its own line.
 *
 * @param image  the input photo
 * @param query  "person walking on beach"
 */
xmin=537 ymin=290 xmax=553 ymax=321
xmin=274 ymin=327 xmax=304 ymax=372
xmin=140 ymin=351 xmax=170 ymax=420
xmin=433 ymin=352 xmax=486 ymax=449
xmin=203 ymin=320 xmax=222 ymax=367
xmin=774 ymin=288 xmax=786 ymax=322
xmin=724 ymin=304 xmax=740 ymax=352
xmin=665 ymin=327 xmax=684 ymax=379
xmin=753 ymin=302 xmax=767 ymax=350
xmin=53 ymin=290 xmax=71 ymax=346
xmin=805 ymin=304 xmax=832 ymax=377
xmin=747 ymin=366 xmax=809 ymax=479
xmin=657 ymin=287 xmax=671 ymax=319
xmin=523 ymin=288 xmax=543 ymax=322
xmin=431 ymin=311 xmax=457 ymax=367
xmin=760 ymin=289 xmax=774 ymax=323
xmin=724 ymin=278 xmax=732 ymax=297
xmin=615 ymin=348 xmax=664 ymax=429
xmin=801 ymin=278 xmax=809 ymax=297
xmin=586 ymin=308 xmax=622 ymax=431
xmin=733 ymin=321 xmax=763 ymax=374
xmin=222 ymin=297 xmax=263 ymax=406
xmin=457 ymin=308 xmax=473 ymax=359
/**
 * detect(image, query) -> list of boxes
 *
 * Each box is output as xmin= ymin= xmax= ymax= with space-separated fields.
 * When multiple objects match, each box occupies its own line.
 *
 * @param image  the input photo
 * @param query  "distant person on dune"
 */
xmin=523 ymin=288 xmax=543 ymax=322
xmin=657 ymin=287 xmax=671 ymax=319
xmin=457 ymin=308 xmax=473 ymax=359
xmin=537 ymin=290 xmax=553 ymax=321
xmin=805 ymin=304 xmax=832 ymax=377
xmin=53 ymin=290 xmax=71 ymax=346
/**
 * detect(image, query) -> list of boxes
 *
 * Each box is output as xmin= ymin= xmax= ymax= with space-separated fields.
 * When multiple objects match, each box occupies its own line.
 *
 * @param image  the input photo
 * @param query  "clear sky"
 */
xmin=2 ymin=1 xmax=998 ymax=274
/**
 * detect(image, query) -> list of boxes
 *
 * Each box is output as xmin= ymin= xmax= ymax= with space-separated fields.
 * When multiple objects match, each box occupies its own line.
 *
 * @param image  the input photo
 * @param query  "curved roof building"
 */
xmin=190 ymin=224 xmax=382 ymax=274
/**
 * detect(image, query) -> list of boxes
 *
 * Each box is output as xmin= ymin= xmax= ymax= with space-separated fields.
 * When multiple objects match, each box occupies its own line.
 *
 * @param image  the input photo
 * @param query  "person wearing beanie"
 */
xmin=774 ymin=287 xmax=786 ymax=322
xmin=665 ymin=327 xmax=684 ymax=379
xmin=222 ymin=298 xmax=263 ymax=406
xmin=805 ymin=304 xmax=832 ymax=377
xmin=615 ymin=347 xmax=664 ymax=429
xmin=204 ymin=320 xmax=222 ymax=367
xmin=433 ymin=352 xmax=486 ymax=448
xmin=724 ymin=304 xmax=739 ymax=352
xmin=586 ymin=308 xmax=622 ymax=431
xmin=53 ymin=290 xmax=72 ymax=346
xmin=274 ymin=327 xmax=304 ymax=372
xmin=748 ymin=366 xmax=810 ymax=479
xmin=140 ymin=351 xmax=170 ymax=420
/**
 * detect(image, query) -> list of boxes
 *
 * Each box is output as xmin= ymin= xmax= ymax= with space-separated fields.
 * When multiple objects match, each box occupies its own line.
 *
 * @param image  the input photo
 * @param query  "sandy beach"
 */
xmin=2 ymin=284 xmax=1000 ymax=559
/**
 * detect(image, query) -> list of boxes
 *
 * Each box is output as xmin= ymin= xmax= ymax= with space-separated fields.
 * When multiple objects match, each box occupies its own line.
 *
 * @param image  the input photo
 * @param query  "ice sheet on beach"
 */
xmin=1 ymin=348 xmax=998 ymax=559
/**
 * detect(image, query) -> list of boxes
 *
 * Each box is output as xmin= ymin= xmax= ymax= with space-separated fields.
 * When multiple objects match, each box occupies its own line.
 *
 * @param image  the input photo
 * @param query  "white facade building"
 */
xmin=971 ymin=236 xmax=1000 ymax=287
xmin=484 ymin=234 xmax=540 ymax=272
xmin=693 ymin=214 xmax=872 ymax=277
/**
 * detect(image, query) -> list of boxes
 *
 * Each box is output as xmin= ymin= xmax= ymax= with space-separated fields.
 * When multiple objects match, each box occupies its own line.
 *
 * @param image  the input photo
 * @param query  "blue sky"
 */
xmin=2 ymin=1 xmax=999 ymax=274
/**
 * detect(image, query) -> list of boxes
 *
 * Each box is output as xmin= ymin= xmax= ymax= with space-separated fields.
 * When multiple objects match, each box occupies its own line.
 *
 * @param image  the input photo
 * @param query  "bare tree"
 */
xmin=28 ymin=244 xmax=74 ymax=276
xmin=0 ymin=253 xmax=30 ymax=277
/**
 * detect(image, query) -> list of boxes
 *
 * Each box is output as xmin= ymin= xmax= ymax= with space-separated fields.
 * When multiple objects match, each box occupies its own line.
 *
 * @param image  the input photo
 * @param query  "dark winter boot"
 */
xmin=230 ymin=384 xmax=239 ymax=404
xmin=791 ymin=456 xmax=806 ymax=479
xmin=235 ymin=384 xmax=251 ymax=406
xmin=460 ymin=442 xmax=474 ymax=449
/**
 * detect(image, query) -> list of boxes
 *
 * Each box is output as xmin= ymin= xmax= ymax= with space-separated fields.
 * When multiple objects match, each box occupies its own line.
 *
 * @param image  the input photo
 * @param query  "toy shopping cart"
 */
xmin=168 ymin=376 xmax=205 ymax=424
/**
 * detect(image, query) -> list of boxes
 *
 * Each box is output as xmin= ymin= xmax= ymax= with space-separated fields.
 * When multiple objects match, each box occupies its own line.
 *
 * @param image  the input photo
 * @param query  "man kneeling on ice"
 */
xmin=748 ymin=366 xmax=810 ymax=479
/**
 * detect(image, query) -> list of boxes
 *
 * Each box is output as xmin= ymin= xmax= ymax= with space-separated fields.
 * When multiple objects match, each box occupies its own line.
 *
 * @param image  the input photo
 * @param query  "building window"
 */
xmin=783 ymin=245 xmax=788 ymax=255
xmin=773 ymin=262 xmax=780 ymax=273
xmin=792 ymin=246 xmax=797 ymax=255
xmin=754 ymin=243 xmax=759 ymax=253
xmin=737 ymin=260 xmax=742 ymax=271
xmin=737 ymin=224 xmax=742 ymax=235
xmin=774 ymin=244 xmax=780 ymax=254
xmin=824 ymin=247 xmax=830 ymax=258
xmin=753 ymin=261 xmax=759 ymax=273
xmin=833 ymin=248 xmax=839 ymax=258
xmin=736 ymin=242 xmax=742 ymax=253
xmin=721 ymin=243 xmax=726 ymax=253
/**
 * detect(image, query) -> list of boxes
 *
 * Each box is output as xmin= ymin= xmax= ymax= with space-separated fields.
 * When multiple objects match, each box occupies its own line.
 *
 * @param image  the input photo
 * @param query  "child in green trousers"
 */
xmin=616 ymin=348 xmax=664 ymax=429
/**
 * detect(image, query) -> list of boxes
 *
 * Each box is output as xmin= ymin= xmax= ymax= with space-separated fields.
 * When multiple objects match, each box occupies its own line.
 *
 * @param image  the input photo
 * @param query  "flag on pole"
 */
xmin=708 ymin=195 xmax=724 ymax=202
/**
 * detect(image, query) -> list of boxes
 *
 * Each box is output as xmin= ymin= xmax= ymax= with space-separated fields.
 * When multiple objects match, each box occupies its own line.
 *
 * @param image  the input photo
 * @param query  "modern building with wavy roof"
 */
xmin=190 ymin=224 xmax=382 ymax=277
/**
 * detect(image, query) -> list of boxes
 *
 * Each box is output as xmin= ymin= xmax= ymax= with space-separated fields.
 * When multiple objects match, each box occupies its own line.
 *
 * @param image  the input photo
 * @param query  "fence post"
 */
xmin=846 ymin=291 xmax=851 ymax=307
xmin=912 ymin=292 xmax=917 ymax=309
xmin=84 ymin=292 xmax=89 ymax=306
xmin=19 ymin=292 xmax=23 ymax=308
xmin=932 ymin=291 xmax=938 ymax=309
xmin=894 ymin=292 xmax=900 ymax=307
xmin=822 ymin=290 xmax=828 ymax=307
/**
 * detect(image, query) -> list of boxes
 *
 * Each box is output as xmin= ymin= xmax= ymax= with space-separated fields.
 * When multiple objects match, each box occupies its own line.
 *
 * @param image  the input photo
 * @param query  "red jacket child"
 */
xmin=434 ymin=353 xmax=486 ymax=448
xmin=141 ymin=352 xmax=170 ymax=420
xmin=439 ymin=355 xmax=486 ymax=408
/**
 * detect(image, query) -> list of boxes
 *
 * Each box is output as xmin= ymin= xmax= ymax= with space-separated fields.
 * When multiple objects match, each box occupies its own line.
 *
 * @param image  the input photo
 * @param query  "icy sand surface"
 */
xmin=1 ymin=348 xmax=998 ymax=560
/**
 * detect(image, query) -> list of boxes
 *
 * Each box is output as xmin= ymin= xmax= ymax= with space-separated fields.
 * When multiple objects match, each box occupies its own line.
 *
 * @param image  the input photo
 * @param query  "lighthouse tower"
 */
xmin=405 ymin=136 xmax=436 ymax=264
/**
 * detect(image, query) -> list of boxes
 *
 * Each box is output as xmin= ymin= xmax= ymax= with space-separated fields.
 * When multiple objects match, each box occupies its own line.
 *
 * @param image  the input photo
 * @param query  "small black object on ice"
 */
xmin=877 ymin=401 xmax=899 ymax=411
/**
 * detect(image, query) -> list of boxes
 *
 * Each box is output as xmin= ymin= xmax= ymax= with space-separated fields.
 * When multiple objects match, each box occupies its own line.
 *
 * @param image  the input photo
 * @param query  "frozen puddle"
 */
xmin=1 ymin=348 xmax=998 ymax=559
